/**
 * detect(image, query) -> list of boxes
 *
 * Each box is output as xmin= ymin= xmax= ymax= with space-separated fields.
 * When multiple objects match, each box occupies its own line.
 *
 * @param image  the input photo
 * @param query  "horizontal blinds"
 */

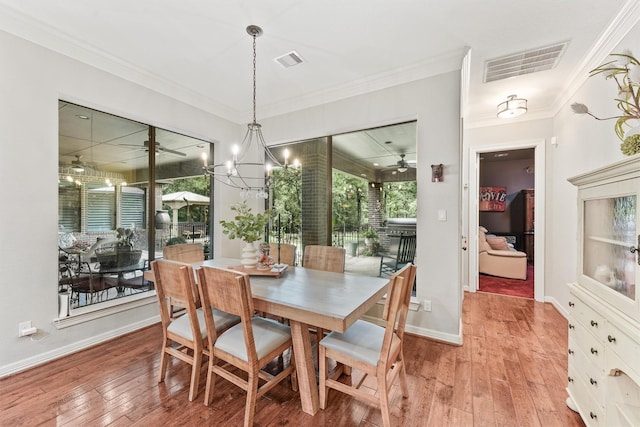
xmin=121 ymin=188 xmax=145 ymax=229
xmin=87 ymin=185 xmax=115 ymax=231
xmin=58 ymin=184 xmax=81 ymax=232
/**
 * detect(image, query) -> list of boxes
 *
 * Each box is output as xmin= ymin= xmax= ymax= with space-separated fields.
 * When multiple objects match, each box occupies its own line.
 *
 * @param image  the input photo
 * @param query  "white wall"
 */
xmin=261 ymin=72 xmax=463 ymax=342
xmin=466 ymin=24 xmax=640 ymax=314
xmin=0 ymin=30 xmax=240 ymax=375
xmin=0 ymin=28 xmax=464 ymax=374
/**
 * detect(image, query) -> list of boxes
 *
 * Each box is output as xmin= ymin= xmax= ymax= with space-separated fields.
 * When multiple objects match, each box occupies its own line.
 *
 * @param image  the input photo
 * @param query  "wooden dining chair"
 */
xmin=163 ymin=243 xmax=204 ymax=263
xmin=163 ymin=243 xmax=205 ymax=316
xmin=151 ymin=259 xmax=239 ymax=402
xmin=302 ymin=245 xmax=345 ymax=273
xmin=196 ymin=266 xmax=297 ymax=427
xmin=302 ymin=245 xmax=346 ymax=349
xmin=268 ymin=242 xmax=296 ymax=266
xmin=318 ymin=263 xmax=417 ymax=427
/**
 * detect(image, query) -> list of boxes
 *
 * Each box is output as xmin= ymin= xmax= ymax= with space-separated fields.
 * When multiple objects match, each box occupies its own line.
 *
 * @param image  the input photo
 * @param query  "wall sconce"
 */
xmin=431 ymin=164 xmax=444 ymax=182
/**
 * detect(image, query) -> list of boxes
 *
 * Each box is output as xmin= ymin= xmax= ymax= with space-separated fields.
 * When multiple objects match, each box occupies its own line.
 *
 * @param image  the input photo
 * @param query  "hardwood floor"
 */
xmin=0 ymin=292 xmax=585 ymax=426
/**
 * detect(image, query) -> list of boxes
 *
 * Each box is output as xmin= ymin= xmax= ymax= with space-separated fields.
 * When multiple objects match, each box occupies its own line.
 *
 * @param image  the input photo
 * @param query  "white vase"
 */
xmin=240 ymin=241 xmax=259 ymax=268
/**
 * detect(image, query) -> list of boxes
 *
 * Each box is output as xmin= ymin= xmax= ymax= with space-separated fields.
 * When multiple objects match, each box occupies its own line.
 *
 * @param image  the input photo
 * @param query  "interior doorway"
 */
xmin=468 ymin=139 xmax=546 ymax=302
xmin=478 ymin=148 xmax=535 ymax=298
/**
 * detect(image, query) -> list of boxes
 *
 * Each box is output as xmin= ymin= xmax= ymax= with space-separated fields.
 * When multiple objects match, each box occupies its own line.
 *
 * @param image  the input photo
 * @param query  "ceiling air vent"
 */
xmin=274 ymin=51 xmax=304 ymax=68
xmin=484 ymin=41 xmax=568 ymax=83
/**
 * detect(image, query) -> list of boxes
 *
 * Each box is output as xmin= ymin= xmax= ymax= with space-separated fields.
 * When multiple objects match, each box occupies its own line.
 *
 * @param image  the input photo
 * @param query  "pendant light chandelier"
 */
xmin=202 ymin=25 xmax=300 ymax=199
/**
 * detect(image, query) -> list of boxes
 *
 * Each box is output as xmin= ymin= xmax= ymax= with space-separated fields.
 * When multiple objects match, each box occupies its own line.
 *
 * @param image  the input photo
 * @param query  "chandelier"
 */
xmin=202 ymin=25 xmax=300 ymax=199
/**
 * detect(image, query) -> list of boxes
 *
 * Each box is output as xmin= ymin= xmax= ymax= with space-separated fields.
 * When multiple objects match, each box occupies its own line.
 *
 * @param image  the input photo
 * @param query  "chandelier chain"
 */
xmin=252 ymin=32 xmax=257 ymax=125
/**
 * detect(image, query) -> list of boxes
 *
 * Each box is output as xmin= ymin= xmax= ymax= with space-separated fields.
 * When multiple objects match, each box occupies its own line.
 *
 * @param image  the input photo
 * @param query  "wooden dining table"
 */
xmin=144 ymin=257 xmax=389 ymax=415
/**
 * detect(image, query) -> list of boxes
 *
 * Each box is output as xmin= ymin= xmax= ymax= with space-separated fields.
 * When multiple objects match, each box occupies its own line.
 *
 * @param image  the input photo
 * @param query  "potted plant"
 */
xmin=363 ymin=228 xmax=378 ymax=245
xmin=219 ymin=201 xmax=270 ymax=268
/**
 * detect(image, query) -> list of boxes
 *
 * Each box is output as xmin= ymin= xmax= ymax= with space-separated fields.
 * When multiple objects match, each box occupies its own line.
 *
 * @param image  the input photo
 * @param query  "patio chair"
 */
xmin=379 ymin=234 xmax=416 ymax=277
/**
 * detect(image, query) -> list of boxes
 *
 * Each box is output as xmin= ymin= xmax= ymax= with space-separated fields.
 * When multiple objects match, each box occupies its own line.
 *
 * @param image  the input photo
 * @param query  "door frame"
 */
xmin=467 ymin=138 xmax=546 ymax=302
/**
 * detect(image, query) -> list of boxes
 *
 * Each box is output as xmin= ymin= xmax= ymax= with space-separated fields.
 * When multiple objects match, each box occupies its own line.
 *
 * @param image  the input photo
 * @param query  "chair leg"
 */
xmin=204 ymin=360 xmax=217 ymax=406
xmin=319 ymin=346 xmax=328 ymax=409
xmin=244 ymin=371 xmax=259 ymax=427
xmin=188 ymin=349 xmax=202 ymax=401
xmin=315 ymin=327 xmax=324 ymax=363
xmin=398 ymin=353 xmax=409 ymax=398
xmin=158 ymin=345 xmax=169 ymax=384
xmin=378 ymin=374 xmax=392 ymax=427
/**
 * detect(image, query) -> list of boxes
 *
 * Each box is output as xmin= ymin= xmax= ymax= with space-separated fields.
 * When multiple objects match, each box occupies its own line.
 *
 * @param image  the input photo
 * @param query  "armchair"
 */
xmin=478 ymin=226 xmax=527 ymax=280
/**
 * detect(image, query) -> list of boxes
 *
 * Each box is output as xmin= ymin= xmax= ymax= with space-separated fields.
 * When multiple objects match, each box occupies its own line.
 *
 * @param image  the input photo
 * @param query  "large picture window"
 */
xmin=58 ymin=101 xmax=210 ymax=314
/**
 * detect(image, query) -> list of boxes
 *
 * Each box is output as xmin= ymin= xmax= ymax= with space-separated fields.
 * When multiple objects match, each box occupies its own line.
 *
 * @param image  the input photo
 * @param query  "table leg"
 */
xmin=289 ymin=320 xmax=319 ymax=415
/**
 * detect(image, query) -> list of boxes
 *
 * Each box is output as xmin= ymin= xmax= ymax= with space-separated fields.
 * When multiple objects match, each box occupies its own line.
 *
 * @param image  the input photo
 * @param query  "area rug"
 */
xmin=478 ymin=264 xmax=534 ymax=298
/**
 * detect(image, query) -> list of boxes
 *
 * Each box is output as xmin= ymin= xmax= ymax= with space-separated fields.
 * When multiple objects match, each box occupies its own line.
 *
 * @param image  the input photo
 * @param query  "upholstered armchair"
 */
xmin=478 ymin=226 xmax=527 ymax=280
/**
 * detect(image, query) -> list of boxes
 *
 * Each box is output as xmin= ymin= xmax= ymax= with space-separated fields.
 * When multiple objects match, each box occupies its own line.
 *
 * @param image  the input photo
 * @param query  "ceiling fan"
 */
xmin=385 ymin=154 xmax=416 ymax=173
xmin=120 ymin=140 xmax=187 ymax=157
xmin=69 ymin=155 xmax=89 ymax=172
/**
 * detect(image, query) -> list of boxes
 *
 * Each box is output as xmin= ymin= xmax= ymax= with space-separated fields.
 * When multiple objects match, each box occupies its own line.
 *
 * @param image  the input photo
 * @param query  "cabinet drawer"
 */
xmin=568 ymin=338 xmax=606 ymax=402
xmin=569 ymin=294 xmax=607 ymax=341
xmin=604 ymin=322 xmax=640 ymax=380
xmin=568 ymin=321 xmax=605 ymax=370
xmin=568 ymin=364 xmax=604 ymax=427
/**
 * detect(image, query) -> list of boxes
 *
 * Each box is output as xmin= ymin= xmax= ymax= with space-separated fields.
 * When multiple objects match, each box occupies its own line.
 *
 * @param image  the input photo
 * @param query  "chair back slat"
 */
xmin=164 ymin=243 xmax=204 ymax=263
xmin=303 ymin=245 xmax=345 ymax=273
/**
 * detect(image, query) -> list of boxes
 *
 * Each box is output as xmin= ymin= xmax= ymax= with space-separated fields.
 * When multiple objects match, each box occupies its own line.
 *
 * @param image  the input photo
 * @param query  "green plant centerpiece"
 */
xmin=571 ymin=50 xmax=640 ymax=155
xmin=219 ymin=201 xmax=270 ymax=268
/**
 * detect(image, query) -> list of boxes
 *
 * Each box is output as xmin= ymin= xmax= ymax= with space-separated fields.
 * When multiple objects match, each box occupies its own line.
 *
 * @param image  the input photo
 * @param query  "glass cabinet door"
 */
xmin=582 ymin=188 xmax=637 ymax=304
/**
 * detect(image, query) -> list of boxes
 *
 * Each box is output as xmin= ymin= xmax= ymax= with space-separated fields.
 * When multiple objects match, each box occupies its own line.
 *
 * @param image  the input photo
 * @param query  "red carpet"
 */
xmin=478 ymin=264 xmax=534 ymax=298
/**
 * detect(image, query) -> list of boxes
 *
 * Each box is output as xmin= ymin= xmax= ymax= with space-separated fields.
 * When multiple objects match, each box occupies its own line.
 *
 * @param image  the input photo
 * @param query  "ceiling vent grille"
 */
xmin=274 ymin=51 xmax=304 ymax=68
xmin=484 ymin=41 xmax=568 ymax=83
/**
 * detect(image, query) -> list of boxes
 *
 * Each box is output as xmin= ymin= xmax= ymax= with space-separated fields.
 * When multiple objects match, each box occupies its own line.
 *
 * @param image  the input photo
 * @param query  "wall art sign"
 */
xmin=479 ymin=186 xmax=507 ymax=211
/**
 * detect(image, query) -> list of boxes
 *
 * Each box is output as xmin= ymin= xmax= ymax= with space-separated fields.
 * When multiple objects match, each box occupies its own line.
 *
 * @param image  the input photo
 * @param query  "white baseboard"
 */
xmin=545 ymin=295 xmax=569 ymax=319
xmin=0 ymin=315 xmax=160 ymax=379
xmin=361 ymin=315 xmax=462 ymax=345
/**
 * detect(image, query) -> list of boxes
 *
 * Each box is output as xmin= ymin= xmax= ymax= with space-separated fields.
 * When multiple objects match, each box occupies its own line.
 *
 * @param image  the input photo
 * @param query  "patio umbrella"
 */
xmin=161 ymin=191 xmax=210 ymax=231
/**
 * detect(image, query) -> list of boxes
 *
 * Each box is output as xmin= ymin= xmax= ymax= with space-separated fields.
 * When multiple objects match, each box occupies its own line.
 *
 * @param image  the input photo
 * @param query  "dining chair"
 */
xmin=150 ymin=259 xmax=239 ymax=402
xmin=196 ymin=266 xmax=297 ymax=427
xmin=302 ymin=245 xmax=345 ymax=273
xmin=163 ymin=243 xmax=205 ymax=316
xmin=268 ymin=242 xmax=296 ymax=266
xmin=163 ymin=243 xmax=204 ymax=263
xmin=318 ymin=263 xmax=417 ymax=427
xmin=302 ymin=245 xmax=346 ymax=349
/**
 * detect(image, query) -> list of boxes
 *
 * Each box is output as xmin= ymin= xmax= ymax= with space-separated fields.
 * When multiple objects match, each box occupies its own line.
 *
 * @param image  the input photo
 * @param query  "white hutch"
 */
xmin=567 ymin=156 xmax=640 ymax=426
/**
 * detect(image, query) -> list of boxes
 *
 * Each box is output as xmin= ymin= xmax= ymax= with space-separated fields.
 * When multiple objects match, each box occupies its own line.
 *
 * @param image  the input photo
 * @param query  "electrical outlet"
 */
xmin=423 ymin=300 xmax=432 ymax=312
xmin=18 ymin=321 xmax=37 ymax=337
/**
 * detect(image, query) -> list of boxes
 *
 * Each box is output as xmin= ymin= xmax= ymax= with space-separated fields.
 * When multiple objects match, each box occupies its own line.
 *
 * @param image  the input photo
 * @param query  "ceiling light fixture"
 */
xmin=497 ymin=94 xmax=527 ymax=118
xmin=202 ymin=25 xmax=299 ymax=199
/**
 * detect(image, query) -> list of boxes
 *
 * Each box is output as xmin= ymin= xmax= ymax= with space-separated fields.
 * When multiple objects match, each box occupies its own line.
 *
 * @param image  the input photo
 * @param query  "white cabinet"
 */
xmin=567 ymin=157 xmax=640 ymax=426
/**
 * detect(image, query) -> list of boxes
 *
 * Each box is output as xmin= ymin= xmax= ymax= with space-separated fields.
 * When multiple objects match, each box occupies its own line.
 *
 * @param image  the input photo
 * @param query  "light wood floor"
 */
xmin=0 ymin=292 xmax=585 ymax=426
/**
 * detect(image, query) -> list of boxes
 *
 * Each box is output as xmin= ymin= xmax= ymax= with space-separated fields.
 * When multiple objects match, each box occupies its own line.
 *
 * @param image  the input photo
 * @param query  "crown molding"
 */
xmin=551 ymin=0 xmax=640 ymax=117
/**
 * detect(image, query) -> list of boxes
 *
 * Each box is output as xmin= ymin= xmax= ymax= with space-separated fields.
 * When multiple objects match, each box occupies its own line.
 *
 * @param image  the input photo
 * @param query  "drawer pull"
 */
xmin=568 ymin=323 xmax=575 ymax=329
xmin=568 ymin=349 xmax=574 ymax=355
xmin=569 ymin=301 xmax=574 ymax=307
xmin=590 ymin=411 xmax=597 ymax=420
xmin=590 ymin=320 xmax=598 ymax=327
xmin=590 ymin=378 xmax=597 ymax=386
xmin=590 ymin=347 xmax=598 ymax=355
xmin=568 ymin=376 xmax=574 ymax=383
xmin=608 ymin=335 xmax=616 ymax=343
